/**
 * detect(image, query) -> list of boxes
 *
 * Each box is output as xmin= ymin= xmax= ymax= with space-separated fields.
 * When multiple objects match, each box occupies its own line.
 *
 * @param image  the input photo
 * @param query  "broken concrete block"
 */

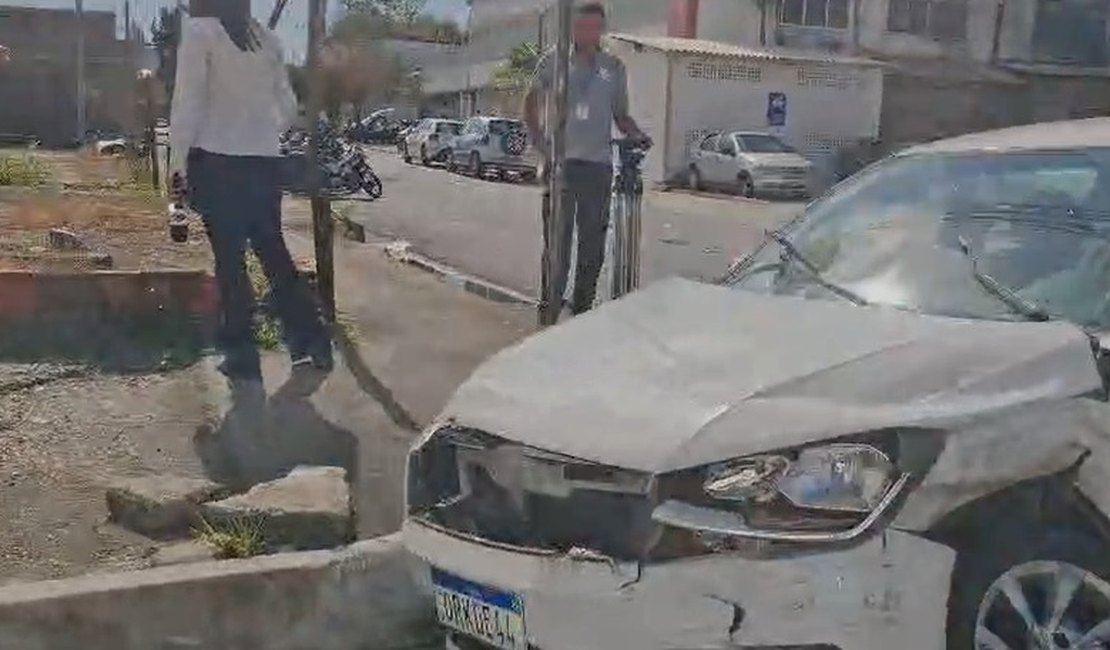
xmin=201 ymin=466 xmax=353 ymax=551
xmin=151 ymin=540 xmax=217 ymax=567
xmin=106 ymin=475 xmax=229 ymax=538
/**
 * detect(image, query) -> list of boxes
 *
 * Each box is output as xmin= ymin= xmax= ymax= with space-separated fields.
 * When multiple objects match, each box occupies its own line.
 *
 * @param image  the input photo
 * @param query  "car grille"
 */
xmin=762 ymin=166 xmax=808 ymax=178
xmin=408 ymin=426 xmax=657 ymax=559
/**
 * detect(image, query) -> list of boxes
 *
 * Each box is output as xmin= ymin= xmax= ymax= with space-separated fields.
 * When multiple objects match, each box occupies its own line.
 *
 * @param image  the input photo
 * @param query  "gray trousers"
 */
xmin=549 ymin=159 xmax=613 ymax=314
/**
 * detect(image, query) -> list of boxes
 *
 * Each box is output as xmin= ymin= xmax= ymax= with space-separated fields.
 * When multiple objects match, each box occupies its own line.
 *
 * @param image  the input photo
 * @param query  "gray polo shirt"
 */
xmin=530 ymin=48 xmax=629 ymax=165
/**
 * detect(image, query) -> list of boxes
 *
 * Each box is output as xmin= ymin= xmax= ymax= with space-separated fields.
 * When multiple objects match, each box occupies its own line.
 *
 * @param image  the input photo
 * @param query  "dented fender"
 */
xmin=894 ymin=397 xmax=1110 ymax=532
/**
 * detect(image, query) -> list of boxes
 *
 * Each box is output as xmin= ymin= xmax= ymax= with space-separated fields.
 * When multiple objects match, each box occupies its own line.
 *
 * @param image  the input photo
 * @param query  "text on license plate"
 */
xmin=432 ymin=568 xmax=526 ymax=650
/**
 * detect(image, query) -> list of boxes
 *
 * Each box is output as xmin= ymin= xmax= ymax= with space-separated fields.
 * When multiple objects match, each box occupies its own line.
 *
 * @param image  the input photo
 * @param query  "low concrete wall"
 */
xmin=0 ymin=534 xmax=437 ymax=650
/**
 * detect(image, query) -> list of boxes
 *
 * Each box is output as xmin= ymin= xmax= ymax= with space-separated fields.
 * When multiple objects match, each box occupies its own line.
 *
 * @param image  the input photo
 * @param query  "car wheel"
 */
xmin=402 ymin=144 xmax=411 ymax=164
xmin=737 ymin=173 xmax=755 ymax=198
xmin=469 ymin=152 xmax=483 ymax=178
xmin=948 ymin=527 xmax=1110 ymax=649
xmin=687 ymin=166 xmax=703 ymax=192
xmin=445 ymin=154 xmax=457 ymax=173
xmin=420 ymin=145 xmax=430 ymax=166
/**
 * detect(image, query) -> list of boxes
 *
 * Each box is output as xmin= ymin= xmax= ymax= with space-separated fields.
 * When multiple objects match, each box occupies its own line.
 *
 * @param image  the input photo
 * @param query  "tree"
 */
xmin=341 ymin=0 xmax=425 ymax=24
xmin=493 ymin=42 xmax=540 ymax=92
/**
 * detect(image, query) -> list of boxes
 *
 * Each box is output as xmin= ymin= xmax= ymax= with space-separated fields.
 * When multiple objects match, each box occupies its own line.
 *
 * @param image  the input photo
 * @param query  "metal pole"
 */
xmin=538 ymin=0 xmax=572 ymax=326
xmin=75 ymin=0 xmax=86 ymax=144
xmin=306 ymin=0 xmax=335 ymax=322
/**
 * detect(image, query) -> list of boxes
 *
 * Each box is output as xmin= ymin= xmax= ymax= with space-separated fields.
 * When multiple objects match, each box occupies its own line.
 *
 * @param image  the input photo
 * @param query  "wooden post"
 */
xmin=538 ymin=0 xmax=572 ymax=327
xmin=306 ymin=0 xmax=335 ymax=322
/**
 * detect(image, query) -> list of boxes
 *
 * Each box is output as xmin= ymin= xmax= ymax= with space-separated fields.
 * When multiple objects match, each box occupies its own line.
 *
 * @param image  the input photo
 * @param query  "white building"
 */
xmin=422 ymin=0 xmax=671 ymax=116
xmin=607 ymin=32 xmax=884 ymax=186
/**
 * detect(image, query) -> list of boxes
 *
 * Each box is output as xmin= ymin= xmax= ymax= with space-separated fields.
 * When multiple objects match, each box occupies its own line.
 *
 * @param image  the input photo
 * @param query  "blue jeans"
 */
xmin=188 ymin=149 xmax=329 ymax=378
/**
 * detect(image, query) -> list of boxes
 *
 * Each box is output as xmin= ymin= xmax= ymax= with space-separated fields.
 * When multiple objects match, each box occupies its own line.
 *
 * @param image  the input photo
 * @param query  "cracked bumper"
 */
xmin=402 ymin=519 xmax=955 ymax=650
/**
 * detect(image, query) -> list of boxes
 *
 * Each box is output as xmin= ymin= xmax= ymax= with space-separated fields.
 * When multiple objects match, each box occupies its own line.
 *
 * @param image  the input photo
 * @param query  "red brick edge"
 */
xmin=0 ymin=270 xmax=217 ymax=323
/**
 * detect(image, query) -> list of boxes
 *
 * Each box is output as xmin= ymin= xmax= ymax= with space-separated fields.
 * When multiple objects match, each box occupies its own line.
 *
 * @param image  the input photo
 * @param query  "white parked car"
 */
xmin=402 ymin=118 xmax=463 ymax=166
xmin=447 ymin=116 xmax=537 ymax=182
xmin=404 ymin=117 xmax=1110 ymax=650
xmin=687 ymin=131 xmax=812 ymax=198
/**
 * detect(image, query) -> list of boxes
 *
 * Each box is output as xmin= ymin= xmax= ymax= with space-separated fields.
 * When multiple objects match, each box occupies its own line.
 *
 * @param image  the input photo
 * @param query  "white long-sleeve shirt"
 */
xmin=169 ymin=17 xmax=298 ymax=176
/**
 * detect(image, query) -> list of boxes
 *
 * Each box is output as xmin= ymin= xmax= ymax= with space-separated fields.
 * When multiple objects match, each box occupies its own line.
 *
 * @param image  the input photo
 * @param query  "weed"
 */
xmin=255 ymin=315 xmax=282 ymax=350
xmin=244 ymin=251 xmax=285 ymax=350
xmin=0 ymin=154 xmax=50 ymax=186
xmin=333 ymin=311 xmax=360 ymax=343
xmin=193 ymin=515 xmax=267 ymax=559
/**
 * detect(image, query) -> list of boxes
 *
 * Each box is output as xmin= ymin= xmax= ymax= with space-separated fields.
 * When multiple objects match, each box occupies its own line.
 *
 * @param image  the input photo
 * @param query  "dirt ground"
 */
xmin=0 ymin=363 xmax=222 ymax=585
xmin=0 ymin=150 xmax=210 ymax=271
xmin=0 ymin=150 xmax=535 ymax=585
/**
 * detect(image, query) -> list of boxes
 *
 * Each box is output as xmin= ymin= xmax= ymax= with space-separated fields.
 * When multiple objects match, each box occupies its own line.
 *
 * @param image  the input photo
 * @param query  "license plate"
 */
xmin=432 ymin=568 xmax=526 ymax=650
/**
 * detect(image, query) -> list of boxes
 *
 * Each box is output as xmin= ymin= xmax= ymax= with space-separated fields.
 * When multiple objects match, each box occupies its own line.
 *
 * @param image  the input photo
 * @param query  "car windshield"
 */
xmin=437 ymin=122 xmax=462 ymax=135
xmin=736 ymin=134 xmax=795 ymax=153
xmin=488 ymin=120 xmax=521 ymax=135
xmin=729 ymin=147 xmax=1110 ymax=329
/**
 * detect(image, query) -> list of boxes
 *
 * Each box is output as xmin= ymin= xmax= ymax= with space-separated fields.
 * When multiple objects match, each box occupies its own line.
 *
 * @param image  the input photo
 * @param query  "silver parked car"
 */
xmin=447 ymin=116 xmax=537 ymax=182
xmin=402 ymin=118 xmax=463 ymax=166
xmin=687 ymin=131 xmax=812 ymax=198
xmin=405 ymin=117 xmax=1110 ymax=650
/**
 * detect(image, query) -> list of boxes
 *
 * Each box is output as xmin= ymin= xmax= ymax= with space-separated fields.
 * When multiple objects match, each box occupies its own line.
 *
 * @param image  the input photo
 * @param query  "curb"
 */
xmin=0 ymin=533 xmax=437 ymax=650
xmin=384 ymin=241 xmax=537 ymax=306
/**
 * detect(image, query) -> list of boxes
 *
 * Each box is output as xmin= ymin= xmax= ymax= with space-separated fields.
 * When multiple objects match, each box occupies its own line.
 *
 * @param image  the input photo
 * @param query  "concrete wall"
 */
xmin=0 ymin=535 xmax=436 ymax=650
xmin=696 ymin=0 xmax=764 ymax=48
xmin=608 ymin=40 xmax=671 ymax=183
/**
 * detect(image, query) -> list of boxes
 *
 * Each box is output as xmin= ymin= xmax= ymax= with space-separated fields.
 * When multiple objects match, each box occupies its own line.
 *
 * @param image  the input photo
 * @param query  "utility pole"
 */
xmin=75 ymin=0 xmax=87 ymax=144
xmin=538 ymin=0 xmax=571 ymax=326
xmin=306 ymin=0 xmax=335 ymax=321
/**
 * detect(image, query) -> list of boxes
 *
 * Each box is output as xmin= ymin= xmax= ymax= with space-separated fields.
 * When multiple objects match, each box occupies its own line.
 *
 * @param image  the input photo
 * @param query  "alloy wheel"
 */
xmin=688 ymin=166 xmax=702 ymax=191
xmin=975 ymin=560 xmax=1110 ymax=649
xmin=470 ymin=152 xmax=482 ymax=177
xmin=738 ymin=174 xmax=754 ymax=198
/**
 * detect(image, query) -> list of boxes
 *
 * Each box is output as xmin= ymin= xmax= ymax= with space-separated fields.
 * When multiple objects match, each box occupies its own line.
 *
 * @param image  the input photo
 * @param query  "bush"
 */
xmin=0 ymin=154 xmax=50 ymax=186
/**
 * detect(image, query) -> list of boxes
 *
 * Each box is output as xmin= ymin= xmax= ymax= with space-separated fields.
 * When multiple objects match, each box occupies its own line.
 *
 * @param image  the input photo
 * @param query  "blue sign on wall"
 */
xmin=767 ymin=92 xmax=787 ymax=127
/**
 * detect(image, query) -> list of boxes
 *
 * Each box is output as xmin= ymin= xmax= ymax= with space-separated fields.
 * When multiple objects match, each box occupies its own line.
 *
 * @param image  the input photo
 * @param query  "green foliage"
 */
xmin=193 ymin=516 xmax=267 ymax=560
xmin=341 ymin=0 xmax=426 ymax=24
xmin=493 ymin=42 xmax=540 ymax=92
xmin=0 ymin=154 xmax=50 ymax=187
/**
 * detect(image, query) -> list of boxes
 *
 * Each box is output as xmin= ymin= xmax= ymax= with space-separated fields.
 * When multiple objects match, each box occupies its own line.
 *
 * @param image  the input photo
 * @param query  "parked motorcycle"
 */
xmin=281 ymin=125 xmax=382 ymax=199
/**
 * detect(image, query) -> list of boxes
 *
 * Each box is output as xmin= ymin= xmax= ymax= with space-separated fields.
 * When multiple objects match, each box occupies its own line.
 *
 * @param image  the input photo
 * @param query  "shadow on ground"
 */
xmin=193 ymin=367 xmax=359 ymax=491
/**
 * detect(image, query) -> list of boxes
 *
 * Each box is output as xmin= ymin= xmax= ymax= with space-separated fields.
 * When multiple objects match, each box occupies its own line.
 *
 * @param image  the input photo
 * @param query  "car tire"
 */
xmin=445 ymin=155 xmax=457 ymax=173
xmin=687 ymin=166 xmax=703 ymax=192
xmin=420 ymin=145 xmax=430 ymax=166
xmin=402 ymin=144 xmax=412 ymax=164
xmin=469 ymin=152 xmax=483 ymax=178
xmin=737 ymin=173 xmax=755 ymax=199
xmin=947 ymin=521 xmax=1110 ymax=648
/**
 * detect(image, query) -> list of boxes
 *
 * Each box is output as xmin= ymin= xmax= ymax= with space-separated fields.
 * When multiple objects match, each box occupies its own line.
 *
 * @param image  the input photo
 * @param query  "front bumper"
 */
xmin=752 ymin=175 xmax=809 ymax=195
xmin=482 ymin=155 xmax=537 ymax=173
xmin=403 ymin=518 xmax=954 ymax=650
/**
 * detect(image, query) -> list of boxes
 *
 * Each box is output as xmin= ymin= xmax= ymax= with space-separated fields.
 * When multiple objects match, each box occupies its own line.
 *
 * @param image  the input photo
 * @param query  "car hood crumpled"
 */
xmin=442 ymin=278 xmax=1103 ymax=473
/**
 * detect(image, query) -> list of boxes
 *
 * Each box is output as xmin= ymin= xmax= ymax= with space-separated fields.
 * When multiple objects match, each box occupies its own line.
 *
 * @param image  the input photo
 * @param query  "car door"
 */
xmin=716 ymin=134 xmax=741 ymax=185
xmin=455 ymin=119 xmax=478 ymax=161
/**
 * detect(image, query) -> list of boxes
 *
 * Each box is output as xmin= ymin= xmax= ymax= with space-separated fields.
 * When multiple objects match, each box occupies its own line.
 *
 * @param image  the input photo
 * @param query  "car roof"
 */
xmin=472 ymin=116 xmax=523 ymax=123
xmin=901 ymin=117 xmax=1110 ymax=156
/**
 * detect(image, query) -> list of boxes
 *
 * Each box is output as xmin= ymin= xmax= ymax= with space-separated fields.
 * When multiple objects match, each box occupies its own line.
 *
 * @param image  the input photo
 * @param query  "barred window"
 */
xmin=687 ymin=60 xmax=762 ymax=82
xmin=796 ymin=65 xmax=862 ymax=89
xmin=781 ymin=0 xmax=850 ymax=29
xmin=888 ymin=0 xmax=968 ymax=41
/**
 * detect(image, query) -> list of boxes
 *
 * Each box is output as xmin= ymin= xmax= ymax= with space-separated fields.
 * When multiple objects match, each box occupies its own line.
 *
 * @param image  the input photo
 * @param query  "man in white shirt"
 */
xmin=171 ymin=0 xmax=331 ymax=381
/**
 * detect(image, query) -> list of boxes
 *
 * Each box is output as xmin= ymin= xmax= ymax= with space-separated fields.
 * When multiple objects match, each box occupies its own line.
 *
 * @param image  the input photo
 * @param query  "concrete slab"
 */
xmin=202 ymin=466 xmax=353 ymax=551
xmin=150 ymin=540 xmax=217 ymax=567
xmin=105 ymin=475 xmax=228 ymax=538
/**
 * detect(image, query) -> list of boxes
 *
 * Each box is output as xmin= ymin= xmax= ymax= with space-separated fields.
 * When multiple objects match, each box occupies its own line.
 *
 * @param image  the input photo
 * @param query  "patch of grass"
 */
xmin=0 ymin=154 xmax=50 ymax=187
xmin=333 ymin=311 xmax=360 ymax=343
xmin=193 ymin=516 xmax=267 ymax=559
xmin=245 ymin=251 xmax=284 ymax=350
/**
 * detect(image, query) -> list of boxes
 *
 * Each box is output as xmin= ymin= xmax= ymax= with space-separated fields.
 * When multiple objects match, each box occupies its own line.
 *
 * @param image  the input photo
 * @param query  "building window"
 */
xmin=1032 ymin=0 xmax=1108 ymax=66
xmin=781 ymin=0 xmax=849 ymax=29
xmin=888 ymin=0 xmax=968 ymax=41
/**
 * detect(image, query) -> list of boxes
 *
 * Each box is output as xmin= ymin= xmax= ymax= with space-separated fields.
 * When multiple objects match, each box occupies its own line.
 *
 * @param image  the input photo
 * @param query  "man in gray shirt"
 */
xmin=524 ymin=2 xmax=647 ymax=316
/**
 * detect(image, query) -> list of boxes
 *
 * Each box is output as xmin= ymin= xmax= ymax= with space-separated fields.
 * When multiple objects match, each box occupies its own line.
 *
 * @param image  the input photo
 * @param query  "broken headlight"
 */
xmin=704 ymin=443 xmax=894 ymax=513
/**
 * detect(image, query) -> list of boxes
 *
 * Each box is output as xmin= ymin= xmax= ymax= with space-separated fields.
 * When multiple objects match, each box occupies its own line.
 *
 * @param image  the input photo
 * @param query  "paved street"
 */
xmin=347 ymin=147 xmax=804 ymax=297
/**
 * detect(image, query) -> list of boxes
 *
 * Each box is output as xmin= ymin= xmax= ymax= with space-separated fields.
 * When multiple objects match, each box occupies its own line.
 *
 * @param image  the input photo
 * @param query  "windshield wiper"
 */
xmin=766 ymin=230 xmax=869 ymax=306
xmin=955 ymin=236 xmax=1051 ymax=322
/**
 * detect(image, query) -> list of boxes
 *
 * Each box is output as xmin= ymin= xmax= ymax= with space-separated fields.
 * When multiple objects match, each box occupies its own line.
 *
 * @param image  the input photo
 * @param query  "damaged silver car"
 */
xmin=403 ymin=117 xmax=1110 ymax=650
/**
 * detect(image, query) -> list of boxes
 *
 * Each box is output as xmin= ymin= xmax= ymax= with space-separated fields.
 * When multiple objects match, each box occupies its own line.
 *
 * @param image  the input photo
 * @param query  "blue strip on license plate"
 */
xmin=432 ymin=568 xmax=522 ymax=614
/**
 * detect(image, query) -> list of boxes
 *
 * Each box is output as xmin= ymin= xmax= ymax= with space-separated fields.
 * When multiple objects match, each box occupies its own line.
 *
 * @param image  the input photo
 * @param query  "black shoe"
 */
xmin=217 ymin=357 xmax=262 ymax=381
